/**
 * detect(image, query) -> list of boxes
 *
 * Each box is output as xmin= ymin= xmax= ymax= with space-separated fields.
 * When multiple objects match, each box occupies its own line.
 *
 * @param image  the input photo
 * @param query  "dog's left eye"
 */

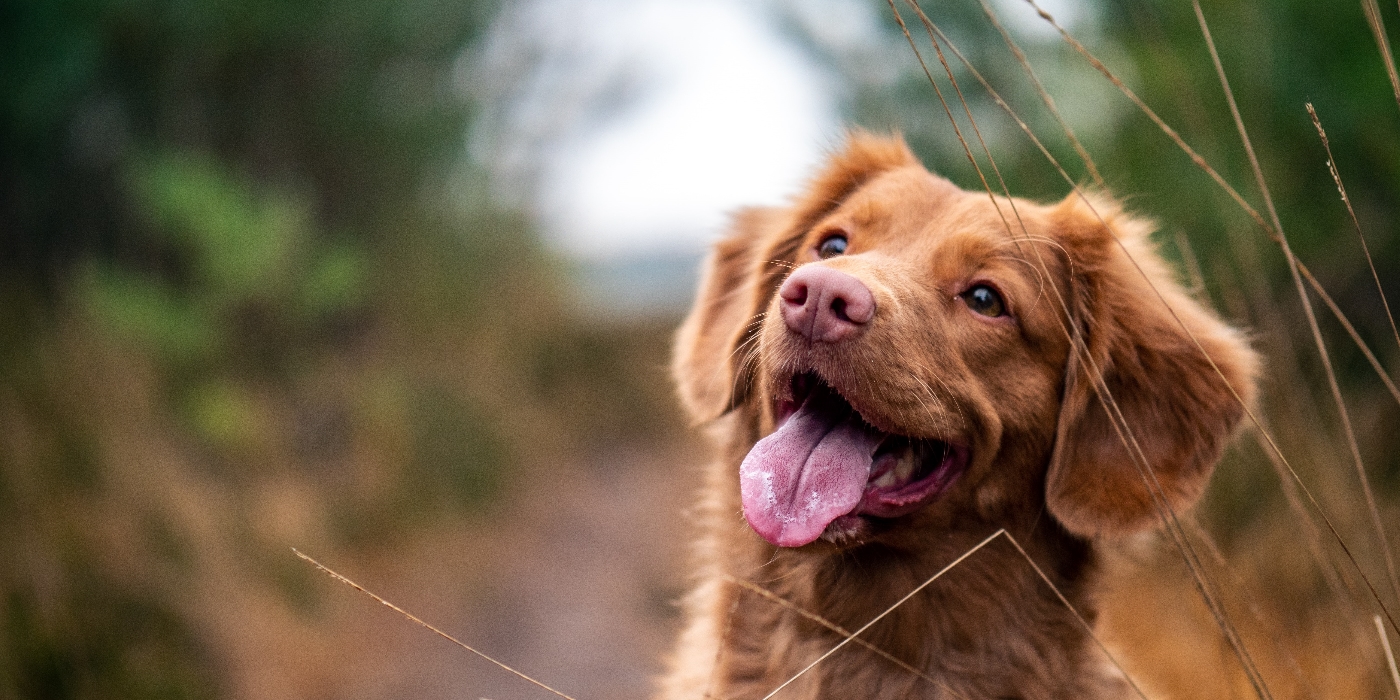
xmin=963 ymin=285 xmax=1006 ymax=318
xmin=817 ymin=234 xmax=848 ymax=259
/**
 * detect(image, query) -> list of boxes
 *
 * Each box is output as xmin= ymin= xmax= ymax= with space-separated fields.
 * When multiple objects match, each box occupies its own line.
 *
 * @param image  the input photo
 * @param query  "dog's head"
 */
xmin=674 ymin=132 xmax=1257 ymax=548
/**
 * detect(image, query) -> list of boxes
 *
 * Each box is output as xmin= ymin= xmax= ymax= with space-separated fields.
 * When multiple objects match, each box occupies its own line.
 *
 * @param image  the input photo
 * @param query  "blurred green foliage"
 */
xmin=4 ymin=0 xmax=1400 ymax=696
xmin=0 ymin=0 xmax=698 ymax=689
xmin=846 ymin=0 xmax=1400 ymax=314
xmin=0 ymin=0 xmax=521 ymax=696
xmin=4 ymin=582 xmax=218 ymax=700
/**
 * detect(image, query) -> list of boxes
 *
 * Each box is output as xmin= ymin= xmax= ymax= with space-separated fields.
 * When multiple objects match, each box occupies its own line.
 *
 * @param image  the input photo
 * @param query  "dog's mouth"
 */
xmin=739 ymin=373 xmax=967 ymax=548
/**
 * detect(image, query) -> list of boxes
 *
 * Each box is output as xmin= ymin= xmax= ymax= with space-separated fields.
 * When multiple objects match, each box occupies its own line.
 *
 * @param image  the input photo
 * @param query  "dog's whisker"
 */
xmin=739 ymin=316 xmax=769 ymax=336
xmin=929 ymin=376 xmax=968 ymax=435
xmin=756 ymin=561 xmax=803 ymax=582
xmin=725 ymin=327 xmax=762 ymax=366
xmin=907 ymin=375 xmax=952 ymax=434
xmin=910 ymin=374 xmax=962 ymax=440
xmin=989 ymin=254 xmax=1049 ymax=312
xmin=725 ymin=331 xmax=757 ymax=360
xmin=722 ymin=320 xmax=770 ymax=403
xmin=994 ymin=234 xmax=1075 ymax=265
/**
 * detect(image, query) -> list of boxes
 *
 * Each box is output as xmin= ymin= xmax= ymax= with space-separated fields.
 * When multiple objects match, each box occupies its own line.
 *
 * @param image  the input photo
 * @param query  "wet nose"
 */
xmin=778 ymin=265 xmax=875 ymax=343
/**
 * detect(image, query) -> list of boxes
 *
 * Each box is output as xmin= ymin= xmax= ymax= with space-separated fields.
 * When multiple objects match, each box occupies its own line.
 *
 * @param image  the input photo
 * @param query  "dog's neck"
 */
xmin=697 ymin=411 xmax=1125 ymax=699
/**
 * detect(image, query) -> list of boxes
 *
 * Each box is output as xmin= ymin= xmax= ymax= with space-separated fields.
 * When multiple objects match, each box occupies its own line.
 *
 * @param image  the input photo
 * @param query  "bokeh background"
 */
xmin=4 ymin=0 xmax=1400 ymax=698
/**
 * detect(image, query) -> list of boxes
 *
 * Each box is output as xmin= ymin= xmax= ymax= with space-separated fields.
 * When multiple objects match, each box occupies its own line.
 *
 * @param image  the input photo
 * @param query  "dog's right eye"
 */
xmin=817 ymin=234 xmax=848 ymax=259
xmin=963 ymin=284 xmax=1006 ymax=318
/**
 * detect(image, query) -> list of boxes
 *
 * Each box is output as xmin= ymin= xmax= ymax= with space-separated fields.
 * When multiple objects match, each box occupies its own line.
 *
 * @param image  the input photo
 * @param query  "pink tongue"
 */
xmin=739 ymin=392 xmax=883 ymax=547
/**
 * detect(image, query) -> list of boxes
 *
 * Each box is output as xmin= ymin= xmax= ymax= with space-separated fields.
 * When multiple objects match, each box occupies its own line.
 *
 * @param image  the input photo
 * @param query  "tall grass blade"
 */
xmin=974 ymin=0 xmax=1104 ymax=188
xmin=1379 ymin=614 xmax=1400 ymax=697
xmin=1303 ymin=270 xmax=1400 ymax=407
xmin=759 ymin=529 xmax=1003 ymax=700
xmin=899 ymin=5 xmax=1274 ymax=694
xmin=1011 ymin=0 xmax=1399 ymax=413
xmin=1017 ymin=0 xmax=1400 ymax=643
xmin=723 ymin=575 xmax=969 ymax=699
xmin=1363 ymin=0 xmax=1400 ymax=114
xmin=999 ymin=532 xmax=1152 ymax=700
xmin=292 ymin=549 xmax=581 ymax=700
xmin=1306 ymin=103 xmax=1400 ymax=359
xmin=1250 ymin=427 xmax=1351 ymax=601
xmin=1172 ymin=230 xmax=1208 ymax=297
xmin=890 ymin=7 xmax=1400 ymax=696
xmin=1193 ymin=0 xmax=1400 ymax=617
xmin=884 ymin=0 xmax=1013 ymax=244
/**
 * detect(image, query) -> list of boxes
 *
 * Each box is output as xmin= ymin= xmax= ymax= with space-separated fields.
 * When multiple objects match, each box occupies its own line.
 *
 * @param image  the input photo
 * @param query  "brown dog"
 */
xmin=661 ymin=133 xmax=1257 ymax=699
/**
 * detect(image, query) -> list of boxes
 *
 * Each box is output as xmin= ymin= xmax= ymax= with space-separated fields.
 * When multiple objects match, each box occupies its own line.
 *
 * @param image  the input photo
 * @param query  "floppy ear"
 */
xmin=672 ymin=131 xmax=919 ymax=422
xmin=1045 ymin=196 xmax=1259 ymax=538
xmin=672 ymin=207 xmax=782 ymax=421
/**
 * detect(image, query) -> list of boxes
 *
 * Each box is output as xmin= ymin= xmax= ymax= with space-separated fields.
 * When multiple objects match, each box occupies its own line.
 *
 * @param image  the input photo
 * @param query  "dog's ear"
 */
xmin=672 ymin=131 xmax=919 ymax=422
xmin=1045 ymin=195 xmax=1258 ymax=538
xmin=672 ymin=207 xmax=781 ymax=422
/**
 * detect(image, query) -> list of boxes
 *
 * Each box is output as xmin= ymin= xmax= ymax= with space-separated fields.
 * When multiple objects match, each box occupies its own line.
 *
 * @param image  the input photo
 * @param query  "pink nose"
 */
xmin=779 ymin=265 xmax=875 ymax=343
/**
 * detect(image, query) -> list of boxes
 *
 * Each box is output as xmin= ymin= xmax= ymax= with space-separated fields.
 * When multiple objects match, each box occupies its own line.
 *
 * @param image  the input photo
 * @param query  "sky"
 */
xmin=473 ymin=0 xmax=1091 ymax=266
xmin=474 ymin=0 xmax=843 ymax=261
xmin=553 ymin=0 xmax=851 ymax=262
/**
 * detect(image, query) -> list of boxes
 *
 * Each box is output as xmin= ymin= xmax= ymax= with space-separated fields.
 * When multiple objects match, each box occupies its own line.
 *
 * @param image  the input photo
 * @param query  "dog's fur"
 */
xmin=661 ymin=133 xmax=1257 ymax=699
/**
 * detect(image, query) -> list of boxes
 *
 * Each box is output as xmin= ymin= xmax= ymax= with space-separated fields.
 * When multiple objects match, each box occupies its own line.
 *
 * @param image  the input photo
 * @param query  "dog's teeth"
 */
xmin=870 ymin=445 xmax=919 ymax=489
xmin=893 ymin=449 xmax=917 ymax=481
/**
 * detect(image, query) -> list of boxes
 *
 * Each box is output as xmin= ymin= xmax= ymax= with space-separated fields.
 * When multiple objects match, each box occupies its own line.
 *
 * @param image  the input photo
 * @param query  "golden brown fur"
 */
xmin=662 ymin=132 xmax=1258 ymax=699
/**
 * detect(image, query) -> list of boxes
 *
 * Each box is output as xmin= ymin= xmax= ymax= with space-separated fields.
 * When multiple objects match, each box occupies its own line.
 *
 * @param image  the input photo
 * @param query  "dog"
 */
xmin=660 ymin=132 xmax=1257 ymax=699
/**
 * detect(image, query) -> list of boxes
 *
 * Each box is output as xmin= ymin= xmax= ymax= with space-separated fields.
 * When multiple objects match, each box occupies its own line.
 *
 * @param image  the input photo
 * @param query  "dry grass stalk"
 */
xmin=1192 ymin=0 xmax=1400 ymax=621
xmin=895 ymin=3 xmax=1277 ymax=694
xmin=721 ymin=575 xmax=967 ymax=699
xmin=884 ymin=1 xmax=1400 ymax=694
xmin=997 ymin=0 xmax=1400 ymax=656
xmin=1004 ymin=0 xmax=1394 ymax=414
xmin=727 ymin=527 xmax=1162 ymax=700
xmin=293 ymin=548 xmax=580 ymax=700
xmin=1377 ymin=614 xmax=1400 ymax=697
xmin=1172 ymin=230 xmax=1208 ymax=298
xmin=1364 ymin=0 xmax=1400 ymax=113
xmin=974 ymin=0 xmax=1104 ymax=188
xmin=758 ymin=530 xmax=1003 ymax=700
xmin=747 ymin=527 xmax=1150 ymax=700
xmin=1306 ymin=102 xmax=1400 ymax=362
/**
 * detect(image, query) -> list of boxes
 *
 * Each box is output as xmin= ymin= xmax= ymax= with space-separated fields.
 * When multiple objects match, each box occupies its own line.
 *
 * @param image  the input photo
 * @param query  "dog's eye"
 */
xmin=963 ymin=285 xmax=1006 ymax=318
xmin=816 ymin=234 xmax=848 ymax=259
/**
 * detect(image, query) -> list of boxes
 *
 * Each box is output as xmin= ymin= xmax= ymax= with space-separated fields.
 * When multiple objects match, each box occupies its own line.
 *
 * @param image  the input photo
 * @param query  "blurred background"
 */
xmin=3 ymin=0 xmax=1400 ymax=697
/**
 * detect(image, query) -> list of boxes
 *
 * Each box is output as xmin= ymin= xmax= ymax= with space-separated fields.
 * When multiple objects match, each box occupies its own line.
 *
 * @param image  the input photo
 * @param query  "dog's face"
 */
xmin=675 ymin=133 xmax=1256 ymax=550
xmin=742 ymin=163 xmax=1075 ymax=548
